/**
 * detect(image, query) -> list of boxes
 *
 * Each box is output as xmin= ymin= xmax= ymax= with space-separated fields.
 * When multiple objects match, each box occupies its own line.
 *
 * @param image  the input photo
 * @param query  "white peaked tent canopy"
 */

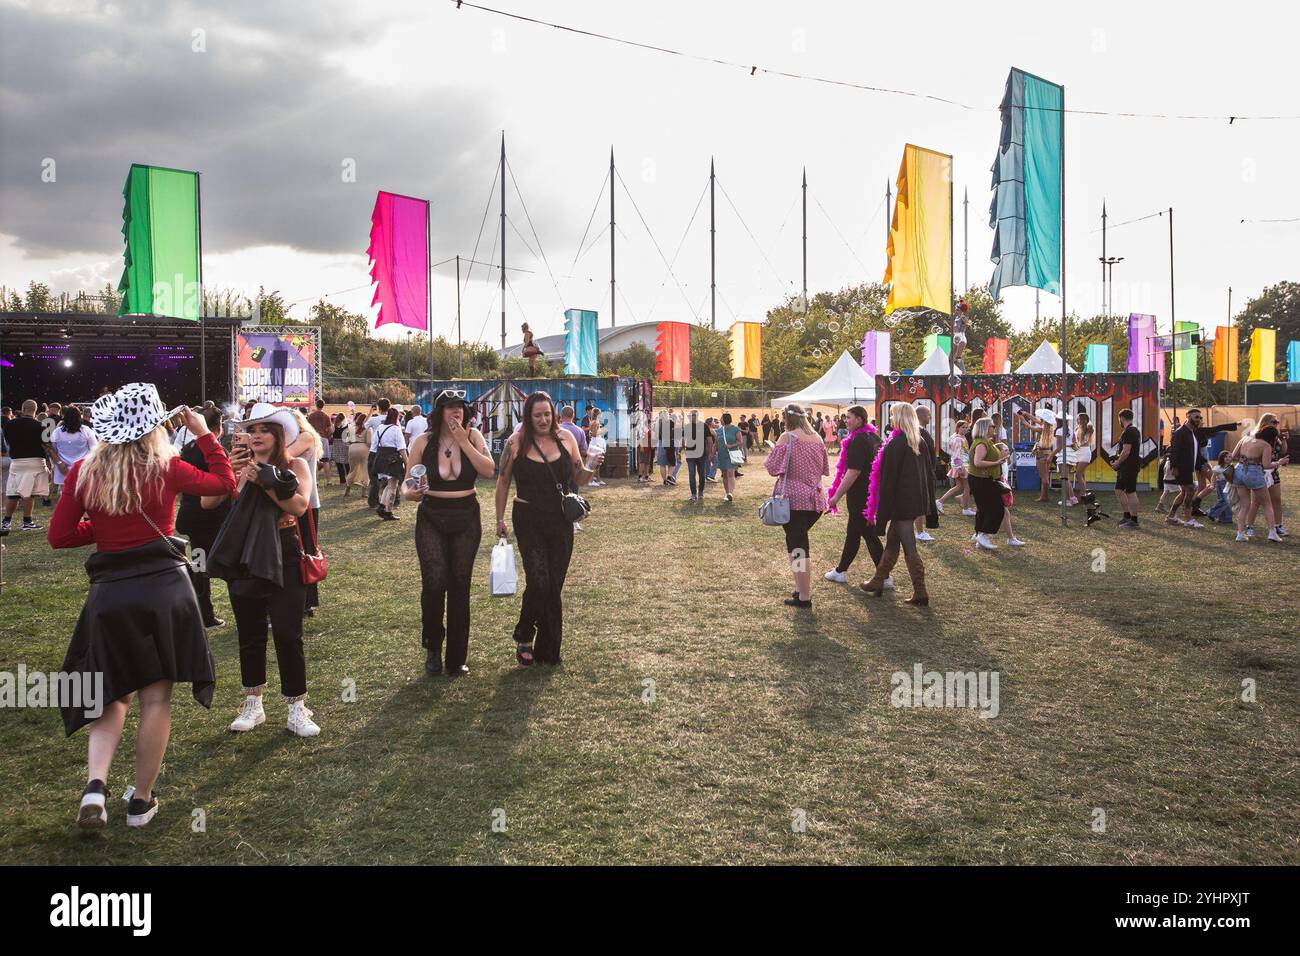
xmin=770 ymin=350 xmax=877 ymax=407
xmin=912 ymin=346 xmax=954 ymax=376
xmin=1016 ymin=340 xmax=1077 ymax=374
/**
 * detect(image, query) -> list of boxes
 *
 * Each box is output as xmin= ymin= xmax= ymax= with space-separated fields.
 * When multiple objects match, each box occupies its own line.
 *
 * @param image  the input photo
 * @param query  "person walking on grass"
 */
xmin=860 ymin=403 xmax=931 ymax=605
xmin=716 ymin=412 xmax=742 ymax=502
xmin=1109 ymin=408 xmax=1143 ymax=528
xmin=48 ymin=405 xmax=98 ymax=511
xmin=403 ymin=389 xmax=496 ymax=677
xmin=654 ymin=410 xmax=677 ymax=486
xmin=966 ymin=418 xmax=1013 ymax=551
xmin=824 ymin=405 xmax=888 ymax=589
xmin=2 ymin=399 xmax=53 ymax=532
xmin=765 ymin=404 xmax=828 ymax=608
xmin=373 ymin=407 xmax=408 ymax=521
xmin=206 ymin=403 xmax=320 ymax=738
xmin=345 ymin=412 xmax=370 ymax=497
xmin=682 ymin=409 xmax=714 ymax=502
xmin=365 ymin=398 xmax=390 ymax=510
xmin=1254 ymin=414 xmax=1288 ymax=538
xmin=935 ymin=419 xmax=974 ymax=517
xmin=495 ymin=392 xmax=602 ymax=666
xmin=1231 ymin=419 xmax=1285 ymax=543
xmin=912 ymin=406 xmax=939 ymax=542
xmin=49 ymin=387 xmax=235 ymax=829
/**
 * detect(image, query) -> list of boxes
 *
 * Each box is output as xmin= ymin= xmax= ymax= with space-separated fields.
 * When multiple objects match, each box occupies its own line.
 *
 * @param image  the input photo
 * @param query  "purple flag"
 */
xmin=368 ymin=191 xmax=429 ymax=331
xmin=861 ymin=329 xmax=891 ymax=379
xmin=1127 ymin=313 xmax=1164 ymax=389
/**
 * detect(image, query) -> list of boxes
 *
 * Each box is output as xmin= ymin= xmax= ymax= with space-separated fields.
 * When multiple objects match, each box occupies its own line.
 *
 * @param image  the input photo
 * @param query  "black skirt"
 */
xmin=59 ymin=539 xmax=216 ymax=736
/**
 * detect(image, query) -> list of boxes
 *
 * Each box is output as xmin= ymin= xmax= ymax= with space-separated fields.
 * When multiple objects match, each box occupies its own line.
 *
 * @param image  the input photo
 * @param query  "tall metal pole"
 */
xmin=1102 ymin=200 xmax=1109 ymax=360
xmin=610 ymin=148 xmax=616 ymax=328
xmin=499 ymin=132 xmax=506 ymax=352
xmin=885 ymin=179 xmax=891 ymax=253
xmin=456 ymin=255 xmax=463 ymax=377
xmin=1168 ymin=206 xmax=1175 ymax=426
xmin=1058 ymin=86 xmax=1068 ymax=526
xmin=962 ymin=186 xmax=969 ymax=294
xmin=801 ymin=167 xmax=807 ymax=311
xmin=710 ymin=158 xmax=716 ymax=330
xmin=196 ymin=171 xmax=206 ymax=402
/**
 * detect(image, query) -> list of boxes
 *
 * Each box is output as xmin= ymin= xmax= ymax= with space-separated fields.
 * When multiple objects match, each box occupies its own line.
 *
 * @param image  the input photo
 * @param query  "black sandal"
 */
xmin=516 ymin=643 xmax=535 ymax=666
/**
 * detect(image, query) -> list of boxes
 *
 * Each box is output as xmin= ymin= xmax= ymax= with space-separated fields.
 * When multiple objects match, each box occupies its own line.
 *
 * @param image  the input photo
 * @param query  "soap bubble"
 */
xmin=948 ymin=373 xmax=961 ymax=387
xmin=888 ymin=370 xmax=900 ymax=384
xmin=828 ymin=321 xmax=841 ymax=333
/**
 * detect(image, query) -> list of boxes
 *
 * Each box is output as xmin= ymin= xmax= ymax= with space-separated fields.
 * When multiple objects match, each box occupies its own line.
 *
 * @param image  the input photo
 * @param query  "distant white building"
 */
xmin=497 ymin=319 xmax=669 ymax=362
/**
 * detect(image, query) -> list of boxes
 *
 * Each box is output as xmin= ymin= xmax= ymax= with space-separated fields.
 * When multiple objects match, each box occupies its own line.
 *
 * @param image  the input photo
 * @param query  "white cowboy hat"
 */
xmin=1033 ymin=408 xmax=1058 ymax=425
xmin=91 ymin=382 xmax=169 ymax=444
xmin=235 ymin=402 xmax=300 ymax=444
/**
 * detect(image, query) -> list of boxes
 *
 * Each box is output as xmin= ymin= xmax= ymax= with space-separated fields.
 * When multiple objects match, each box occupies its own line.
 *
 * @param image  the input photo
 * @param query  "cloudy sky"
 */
xmin=2 ymin=0 xmax=1296 ymax=348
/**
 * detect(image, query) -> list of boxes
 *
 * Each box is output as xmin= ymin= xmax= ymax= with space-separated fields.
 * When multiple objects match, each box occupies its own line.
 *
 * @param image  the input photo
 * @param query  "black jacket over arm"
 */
xmin=1168 ymin=422 xmax=1237 ymax=481
xmin=873 ymin=432 xmax=933 ymax=533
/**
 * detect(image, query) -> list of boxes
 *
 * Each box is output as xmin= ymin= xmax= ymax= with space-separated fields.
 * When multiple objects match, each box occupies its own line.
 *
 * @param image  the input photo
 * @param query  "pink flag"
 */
xmin=1127 ymin=313 xmax=1164 ymax=389
xmin=861 ymin=330 xmax=891 ymax=379
xmin=368 ymin=191 xmax=429 ymax=331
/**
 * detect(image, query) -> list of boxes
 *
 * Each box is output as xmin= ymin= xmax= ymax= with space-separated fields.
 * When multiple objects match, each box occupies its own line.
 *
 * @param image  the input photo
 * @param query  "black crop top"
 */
xmin=514 ymin=440 xmax=572 ymax=504
xmin=421 ymin=437 xmax=478 ymax=492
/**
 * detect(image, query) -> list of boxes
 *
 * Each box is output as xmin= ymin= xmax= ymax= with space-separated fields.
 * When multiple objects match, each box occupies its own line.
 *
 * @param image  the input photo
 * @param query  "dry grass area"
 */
xmin=1 ymin=457 xmax=1296 ymax=864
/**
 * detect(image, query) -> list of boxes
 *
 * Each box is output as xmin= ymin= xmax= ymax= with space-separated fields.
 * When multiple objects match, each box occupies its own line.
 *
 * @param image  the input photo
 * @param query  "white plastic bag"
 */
xmin=489 ymin=537 xmax=517 ymax=597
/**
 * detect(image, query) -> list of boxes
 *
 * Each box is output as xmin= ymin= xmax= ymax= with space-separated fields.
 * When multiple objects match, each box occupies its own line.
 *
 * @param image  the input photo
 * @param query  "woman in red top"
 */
xmin=49 ymin=383 xmax=235 ymax=831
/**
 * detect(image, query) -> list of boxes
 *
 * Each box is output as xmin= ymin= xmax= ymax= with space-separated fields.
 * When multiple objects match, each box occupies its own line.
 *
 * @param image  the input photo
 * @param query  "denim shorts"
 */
xmin=1235 ymin=462 xmax=1267 ymax=490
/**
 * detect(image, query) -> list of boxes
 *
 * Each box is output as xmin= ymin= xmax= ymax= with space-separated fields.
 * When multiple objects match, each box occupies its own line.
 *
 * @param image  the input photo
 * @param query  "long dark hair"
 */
xmin=61 ymin=406 xmax=83 ymax=433
xmin=425 ymin=398 xmax=463 ymax=451
xmin=518 ymin=391 xmax=559 ymax=461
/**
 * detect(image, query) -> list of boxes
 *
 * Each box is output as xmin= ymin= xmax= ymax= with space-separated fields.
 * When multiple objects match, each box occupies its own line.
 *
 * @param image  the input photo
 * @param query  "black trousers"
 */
xmin=367 ymin=452 xmax=380 ymax=508
xmin=836 ymin=497 xmax=882 ymax=573
xmin=782 ymin=509 xmax=822 ymax=559
xmin=512 ymin=499 xmax=574 ymax=664
xmin=415 ymin=495 xmax=482 ymax=670
xmin=183 ymin=525 xmax=221 ymax=625
xmin=229 ymin=564 xmax=307 ymax=697
xmin=969 ymin=476 xmax=1006 ymax=534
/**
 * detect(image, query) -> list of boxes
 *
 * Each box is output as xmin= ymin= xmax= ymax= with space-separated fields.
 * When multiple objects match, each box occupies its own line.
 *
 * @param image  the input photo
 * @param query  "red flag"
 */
xmin=982 ymin=337 xmax=1009 ymax=373
xmin=655 ymin=322 xmax=691 ymax=382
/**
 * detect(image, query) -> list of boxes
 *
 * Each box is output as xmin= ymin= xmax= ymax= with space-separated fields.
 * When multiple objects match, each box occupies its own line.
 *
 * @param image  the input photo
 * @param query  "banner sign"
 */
xmin=234 ymin=326 xmax=321 ymax=406
xmin=875 ymin=371 xmax=1160 ymax=488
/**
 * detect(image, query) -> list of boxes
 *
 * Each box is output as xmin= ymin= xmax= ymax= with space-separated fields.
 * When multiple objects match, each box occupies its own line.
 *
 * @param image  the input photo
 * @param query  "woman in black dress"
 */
xmin=494 ymin=392 xmax=602 ymax=665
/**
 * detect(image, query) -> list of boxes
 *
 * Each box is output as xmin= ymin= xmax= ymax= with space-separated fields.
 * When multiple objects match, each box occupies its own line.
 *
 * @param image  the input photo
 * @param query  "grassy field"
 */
xmin=1 ymin=455 xmax=1297 ymax=865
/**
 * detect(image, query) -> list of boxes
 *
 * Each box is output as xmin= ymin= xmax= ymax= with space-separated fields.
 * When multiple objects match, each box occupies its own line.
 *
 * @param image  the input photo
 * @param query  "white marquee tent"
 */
xmin=912 ymin=346 xmax=954 ymax=376
xmin=1015 ymin=340 xmax=1077 ymax=374
xmin=770 ymin=350 xmax=877 ymax=408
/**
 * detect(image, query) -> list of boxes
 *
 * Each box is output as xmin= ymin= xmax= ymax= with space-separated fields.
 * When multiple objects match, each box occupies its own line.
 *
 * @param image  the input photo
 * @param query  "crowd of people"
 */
xmin=1 ymin=380 xmax=1290 ymax=832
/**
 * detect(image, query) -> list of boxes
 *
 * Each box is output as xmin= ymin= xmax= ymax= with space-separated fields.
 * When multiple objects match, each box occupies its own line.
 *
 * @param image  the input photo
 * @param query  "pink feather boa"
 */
xmin=863 ymin=430 xmax=894 ymax=525
xmin=827 ymin=423 xmax=878 ymax=514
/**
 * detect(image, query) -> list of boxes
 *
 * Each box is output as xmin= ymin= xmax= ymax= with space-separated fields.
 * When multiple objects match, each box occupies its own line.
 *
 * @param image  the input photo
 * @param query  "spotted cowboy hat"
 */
xmin=235 ymin=402 xmax=300 ymax=444
xmin=91 ymin=382 xmax=169 ymax=444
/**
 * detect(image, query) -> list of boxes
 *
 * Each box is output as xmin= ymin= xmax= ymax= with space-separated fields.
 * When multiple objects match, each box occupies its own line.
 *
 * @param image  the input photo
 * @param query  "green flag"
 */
xmin=118 ymin=164 xmax=201 ymax=320
xmin=1174 ymin=320 xmax=1198 ymax=380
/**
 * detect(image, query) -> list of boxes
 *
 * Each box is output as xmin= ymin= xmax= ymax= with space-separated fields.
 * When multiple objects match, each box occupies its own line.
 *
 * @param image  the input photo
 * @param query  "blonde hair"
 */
xmin=782 ymin=404 xmax=817 ymax=437
xmin=890 ymin=403 xmax=922 ymax=455
xmin=971 ymin=419 xmax=995 ymax=440
xmin=290 ymin=409 xmax=324 ymax=459
xmin=76 ymin=425 xmax=175 ymax=516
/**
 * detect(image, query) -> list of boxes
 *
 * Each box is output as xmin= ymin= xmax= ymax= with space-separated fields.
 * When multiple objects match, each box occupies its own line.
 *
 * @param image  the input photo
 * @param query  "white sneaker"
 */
xmin=975 ymin=533 xmax=998 ymax=550
xmin=573 ymin=522 xmax=583 ymax=532
xmin=1246 ymin=526 xmax=1255 ymax=537
xmin=1166 ymin=516 xmax=1185 ymax=526
xmin=1267 ymin=529 xmax=1283 ymax=543
xmin=1008 ymin=537 xmax=1026 ymax=547
xmin=934 ymin=500 xmax=945 ymax=514
xmin=970 ymin=533 xmax=978 ymax=542
xmin=916 ymin=531 xmax=935 ymax=542
xmin=1235 ymin=532 xmax=1248 ymax=542
xmin=229 ymin=694 xmax=265 ymax=733
xmin=883 ymin=575 xmax=895 ymax=590
xmin=961 ymin=508 xmax=977 ymax=517
xmin=824 ymin=570 xmax=848 ymax=583
xmin=1184 ymin=519 xmax=1205 ymax=529
xmin=287 ymin=699 xmax=320 ymax=737
xmin=1278 ymin=526 xmax=1289 ymax=537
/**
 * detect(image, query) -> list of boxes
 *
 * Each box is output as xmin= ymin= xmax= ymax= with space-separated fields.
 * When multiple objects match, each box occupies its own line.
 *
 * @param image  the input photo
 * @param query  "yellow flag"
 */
xmin=728 ymin=321 xmax=762 ymax=378
xmin=884 ymin=144 xmax=952 ymax=315
xmin=1248 ymin=327 xmax=1276 ymax=382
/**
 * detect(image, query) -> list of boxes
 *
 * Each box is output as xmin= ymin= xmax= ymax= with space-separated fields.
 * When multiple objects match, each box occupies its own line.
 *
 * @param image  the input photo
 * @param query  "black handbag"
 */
xmin=543 ymin=451 xmax=591 ymax=523
xmin=374 ymin=426 xmax=406 ymax=476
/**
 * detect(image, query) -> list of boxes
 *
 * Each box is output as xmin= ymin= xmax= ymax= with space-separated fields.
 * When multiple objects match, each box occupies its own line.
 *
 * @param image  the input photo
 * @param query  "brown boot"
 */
xmin=902 ymin=552 xmax=928 ymax=606
xmin=860 ymin=541 xmax=900 ymax=596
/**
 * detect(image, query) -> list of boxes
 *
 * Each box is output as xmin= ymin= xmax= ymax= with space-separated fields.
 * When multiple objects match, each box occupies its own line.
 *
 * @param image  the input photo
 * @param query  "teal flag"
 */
xmin=989 ymin=69 xmax=1063 ymax=299
xmin=1288 ymin=340 xmax=1300 ymax=383
xmin=564 ymin=309 xmax=598 ymax=376
xmin=1083 ymin=344 xmax=1109 ymax=373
